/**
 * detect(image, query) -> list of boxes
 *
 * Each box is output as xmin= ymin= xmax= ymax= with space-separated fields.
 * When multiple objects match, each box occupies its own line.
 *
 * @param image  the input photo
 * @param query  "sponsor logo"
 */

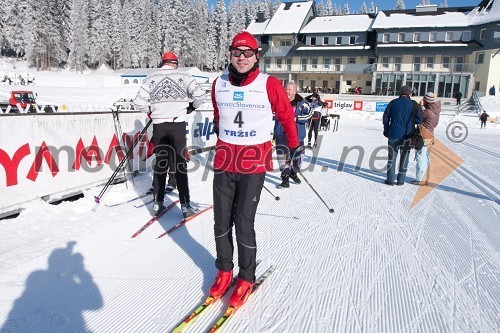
xmin=233 ymin=92 xmax=244 ymax=101
xmin=353 ymin=101 xmax=363 ymax=111
xmin=333 ymin=101 xmax=353 ymax=109
xmin=324 ymin=100 xmax=333 ymax=108
xmin=376 ymin=102 xmax=389 ymax=112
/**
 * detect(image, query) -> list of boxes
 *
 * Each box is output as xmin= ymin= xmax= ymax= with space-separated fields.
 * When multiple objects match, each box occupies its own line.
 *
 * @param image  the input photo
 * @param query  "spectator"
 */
xmin=412 ymin=86 xmax=418 ymax=97
xmin=480 ymin=111 xmax=489 ymax=129
xmin=454 ymin=90 xmax=463 ymax=105
xmin=411 ymin=92 xmax=441 ymax=186
xmin=489 ymin=85 xmax=496 ymax=96
xmin=383 ymin=86 xmax=423 ymax=186
xmin=305 ymin=93 xmax=322 ymax=148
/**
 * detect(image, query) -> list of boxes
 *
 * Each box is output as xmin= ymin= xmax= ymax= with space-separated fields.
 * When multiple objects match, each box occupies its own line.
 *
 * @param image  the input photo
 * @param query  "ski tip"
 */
xmin=94 ymin=196 xmax=100 ymax=204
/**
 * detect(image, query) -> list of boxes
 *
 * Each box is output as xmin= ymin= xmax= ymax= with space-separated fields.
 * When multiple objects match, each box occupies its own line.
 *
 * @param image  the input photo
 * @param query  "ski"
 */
xmin=169 ymin=260 xmax=262 ymax=333
xmin=134 ymin=198 xmax=155 ymax=208
xmin=131 ymin=200 xmax=180 ymax=238
xmin=105 ymin=189 xmax=153 ymax=207
xmin=207 ymin=265 xmax=275 ymax=333
xmin=157 ymin=206 xmax=213 ymax=238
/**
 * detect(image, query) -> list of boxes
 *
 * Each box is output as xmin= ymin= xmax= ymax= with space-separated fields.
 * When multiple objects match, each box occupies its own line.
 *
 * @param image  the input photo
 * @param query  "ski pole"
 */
xmin=94 ymin=118 xmax=153 ymax=203
xmin=263 ymin=184 xmax=280 ymax=201
xmin=297 ymin=170 xmax=334 ymax=213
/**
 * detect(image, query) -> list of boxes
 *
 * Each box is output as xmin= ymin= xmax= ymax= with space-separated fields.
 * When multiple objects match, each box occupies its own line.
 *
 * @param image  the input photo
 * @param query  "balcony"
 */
xmin=265 ymin=45 xmax=294 ymax=57
xmin=375 ymin=63 xmax=475 ymax=73
xmin=262 ymin=63 xmax=374 ymax=74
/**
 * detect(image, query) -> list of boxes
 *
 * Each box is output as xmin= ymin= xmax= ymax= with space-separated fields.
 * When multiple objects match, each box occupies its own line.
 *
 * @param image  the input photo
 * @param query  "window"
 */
xmin=366 ymin=81 xmax=372 ymax=86
xmin=301 ymin=58 xmax=307 ymax=71
xmin=382 ymin=56 xmax=390 ymax=68
xmin=462 ymin=31 xmax=471 ymax=41
xmin=475 ymin=81 xmax=480 ymax=91
xmin=311 ymin=57 xmax=318 ymax=69
xmin=336 ymin=36 xmax=342 ymax=45
xmin=349 ymin=36 xmax=355 ymax=45
xmin=346 ymin=80 xmax=352 ymax=85
xmin=442 ymin=56 xmax=450 ymax=69
xmin=369 ymin=57 xmax=376 ymax=64
xmin=413 ymin=32 xmax=421 ymax=42
xmin=124 ymin=79 xmax=129 ymax=85
xmin=310 ymin=37 xmax=316 ymax=45
xmin=445 ymin=32 xmax=453 ymax=42
xmin=276 ymin=58 xmax=283 ymax=69
xmin=429 ymin=32 xmax=437 ymax=42
xmin=280 ymin=40 xmax=292 ymax=46
xmin=476 ymin=52 xmax=485 ymax=64
xmin=133 ymin=79 xmax=138 ymax=84
xmin=324 ymin=57 xmax=330 ymax=69
xmin=395 ymin=56 xmax=402 ymax=71
xmin=414 ymin=56 xmax=421 ymax=71
xmin=427 ymin=56 xmax=434 ymax=69
xmin=480 ymin=28 xmax=486 ymax=40
xmin=286 ymin=58 xmax=292 ymax=71
xmin=383 ymin=33 xmax=390 ymax=43
xmin=334 ymin=58 xmax=341 ymax=71
xmin=265 ymin=58 xmax=271 ymax=70
xmin=349 ymin=57 xmax=356 ymax=64
xmin=323 ymin=36 xmax=329 ymax=45
xmin=398 ymin=33 xmax=405 ymax=42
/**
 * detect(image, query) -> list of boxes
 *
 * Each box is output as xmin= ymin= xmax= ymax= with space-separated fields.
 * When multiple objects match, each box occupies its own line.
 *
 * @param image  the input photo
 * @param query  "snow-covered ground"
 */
xmin=0 ymin=61 xmax=499 ymax=332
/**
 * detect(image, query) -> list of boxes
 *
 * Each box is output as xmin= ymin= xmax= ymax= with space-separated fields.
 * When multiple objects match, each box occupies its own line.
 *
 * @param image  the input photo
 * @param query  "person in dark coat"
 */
xmin=480 ymin=111 xmax=489 ymax=129
xmin=383 ymin=86 xmax=423 ymax=185
xmin=455 ymin=90 xmax=463 ymax=105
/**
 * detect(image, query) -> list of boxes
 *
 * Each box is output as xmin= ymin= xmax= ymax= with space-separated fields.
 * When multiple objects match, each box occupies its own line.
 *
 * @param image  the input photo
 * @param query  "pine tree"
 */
xmin=245 ymin=0 xmax=258 ymax=28
xmin=360 ymin=2 xmax=368 ymax=14
xmin=214 ymin=0 xmax=229 ymax=70
xmin=205 ymin=5 xmax=218 ymax=71
xmin=395 ymin=0 xmax=405 ymax=10
xmin=317 ymin=2 xmax=325 ymax=16
xmin=369 ymin=2 xmax=376 ymax=13
xmin=68 ymin=0 xmax=89 ymax=72
xmin=325 ymin=0 xmax=333 ymax=15
xmin=87 ymin=0 xmax=109 ymax=68
xmin=107 ymin=0 xmax=123 ymax=69
xmin=343 ymin=2 xmax=350 ymax=14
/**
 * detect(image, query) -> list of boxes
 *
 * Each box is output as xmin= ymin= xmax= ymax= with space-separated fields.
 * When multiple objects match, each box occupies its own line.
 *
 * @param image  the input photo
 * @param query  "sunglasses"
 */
xmin=230 ymin=48 xmax=257 ymax=58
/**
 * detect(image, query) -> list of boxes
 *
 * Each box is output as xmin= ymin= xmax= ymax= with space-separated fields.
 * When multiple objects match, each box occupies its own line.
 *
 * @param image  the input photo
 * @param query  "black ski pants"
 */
xmin=308 ymin=118 xmax=320 ymax=144
xmin=213 ymin=171 xmax=265 ymax=282
xmin=152 ymin=122 xmax=189 ymax=204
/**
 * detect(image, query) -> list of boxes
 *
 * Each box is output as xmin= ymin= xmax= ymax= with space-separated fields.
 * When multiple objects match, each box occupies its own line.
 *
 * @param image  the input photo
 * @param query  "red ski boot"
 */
xmin=209 ymin=270 xmax=233 ymax=297
xmin=229 ymin=278 xmax=253 ymax=308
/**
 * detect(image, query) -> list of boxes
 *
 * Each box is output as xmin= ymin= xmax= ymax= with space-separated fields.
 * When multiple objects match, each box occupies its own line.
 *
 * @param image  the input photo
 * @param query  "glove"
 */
xmin=213 ymin=120 xmax=219 ymax=137
xmin=147 ymin=112 xmax=152 ymax=119
xmin=187 ymin=102 xmax=196 ymax=114
xmin=383 ymin=130 xmax=388 ymax=138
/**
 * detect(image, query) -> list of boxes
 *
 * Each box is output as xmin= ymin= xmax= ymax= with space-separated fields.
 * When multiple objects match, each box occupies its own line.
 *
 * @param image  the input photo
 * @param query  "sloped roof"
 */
xmin=88 ymin=63 xmax=116 ymax=76
xmin=264 ymin=1 xmax=314 ymax=34
xmin=247 ymin=19 xmax=270 ymax=35
xmin=301 ymin=14 xmax=373 ymax=33
xmin=468 ymin=0 xmax=500 ymax=25
xmin=372 ymin=10 xmax=471 ymax=29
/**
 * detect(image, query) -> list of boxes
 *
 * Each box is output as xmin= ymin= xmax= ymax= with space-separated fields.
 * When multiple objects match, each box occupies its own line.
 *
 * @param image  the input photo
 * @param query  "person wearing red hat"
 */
xmin=209 ymin=31 xmax=302 ymax=309
xmin=134 ymin=51 xmax=206 ymax=217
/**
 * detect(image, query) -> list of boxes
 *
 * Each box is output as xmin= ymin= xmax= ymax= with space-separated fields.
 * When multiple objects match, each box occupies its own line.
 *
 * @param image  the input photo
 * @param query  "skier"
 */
xmin=209 ymin=31 xmax=302 ymax=309
xmin=134 ymin=51 xmax=206 ymax=217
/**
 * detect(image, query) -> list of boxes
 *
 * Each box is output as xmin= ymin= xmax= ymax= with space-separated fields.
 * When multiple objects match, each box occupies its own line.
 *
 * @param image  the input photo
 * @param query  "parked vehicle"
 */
xmin=0 ymin=90 xmax=57 ymax=113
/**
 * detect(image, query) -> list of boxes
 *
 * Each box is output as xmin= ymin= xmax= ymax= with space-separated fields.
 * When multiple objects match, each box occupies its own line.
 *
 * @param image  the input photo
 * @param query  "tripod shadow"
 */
xmin=0 ymin=241 xmax=102 ymax=333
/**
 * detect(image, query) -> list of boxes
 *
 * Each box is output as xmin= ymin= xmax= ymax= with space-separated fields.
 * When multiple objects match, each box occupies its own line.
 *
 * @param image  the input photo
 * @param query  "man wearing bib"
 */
xmin=209 ymin=31 xmax=301 ymax=308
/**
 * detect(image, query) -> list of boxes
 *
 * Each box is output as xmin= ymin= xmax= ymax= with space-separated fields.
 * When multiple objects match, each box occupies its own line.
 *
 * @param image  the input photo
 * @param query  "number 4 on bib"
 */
xmin=233 ymin=111 xmax=244 ymax=128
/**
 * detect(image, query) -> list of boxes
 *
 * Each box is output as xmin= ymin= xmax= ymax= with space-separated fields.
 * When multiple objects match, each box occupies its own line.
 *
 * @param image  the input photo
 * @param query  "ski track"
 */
xmin=1 ymin=117 xmax=499 ymax=332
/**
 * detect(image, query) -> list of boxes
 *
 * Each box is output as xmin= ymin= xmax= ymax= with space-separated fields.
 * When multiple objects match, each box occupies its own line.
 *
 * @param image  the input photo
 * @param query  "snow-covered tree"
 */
xmin=395 ymin=0 xmax=405 ymax=10
xmin=360 ymin=2 xmax=368 ymax=14
xmin=205 ymin=5 xmax=218 ymax=71
xmin=325 ymin=0 xmax=334 ymax=15
xmin=317 ymin=2 xmax=325 ymax=16
xmin=68 ymin=0 xmax=89 ymax=72
xmin=343 ymin=2 xmax=350 ymax=14
xmin=214 ymin=0 xmax=228 ymax=70
xmin=87 ymin=0 xmax=109 ymax=67
xmin=369 ymin=2 xmax=376 ymax=13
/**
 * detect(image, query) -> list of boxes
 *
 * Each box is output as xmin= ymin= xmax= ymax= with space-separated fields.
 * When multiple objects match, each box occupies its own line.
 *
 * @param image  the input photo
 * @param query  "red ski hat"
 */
xmin=230 ymin=31 xmax=259 ymax=50
xmin=162 ymin=51 xmax=178 ymax=65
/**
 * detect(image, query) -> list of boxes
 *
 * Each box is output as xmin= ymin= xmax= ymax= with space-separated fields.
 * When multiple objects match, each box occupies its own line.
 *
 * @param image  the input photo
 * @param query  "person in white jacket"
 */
xmin=134 ymin=51 xmax=206 ymax=217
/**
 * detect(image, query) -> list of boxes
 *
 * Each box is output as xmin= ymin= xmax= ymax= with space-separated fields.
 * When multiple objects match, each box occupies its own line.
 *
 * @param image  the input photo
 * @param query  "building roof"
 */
xmin=372 ymin=10 xmax=471 ymax=29
xmin=467 ymin=0 xmax=500 ymax=25
xmin=301 ymin=14 xmax=374 ymax=33
xmin=263 ymin=1 xmax=314 ymax=35
xmin=247 ymin=19 xmax=270 ymax=35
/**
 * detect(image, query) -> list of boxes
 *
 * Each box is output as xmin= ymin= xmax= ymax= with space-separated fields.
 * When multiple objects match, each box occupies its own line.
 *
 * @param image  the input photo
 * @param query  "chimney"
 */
xmin=257 ymin=11 xmax=265 ymax=23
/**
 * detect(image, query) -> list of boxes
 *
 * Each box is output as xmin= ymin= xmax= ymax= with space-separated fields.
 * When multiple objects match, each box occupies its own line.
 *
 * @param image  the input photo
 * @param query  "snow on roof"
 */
xmin=301 ymin=14 xmax=373 ymax=33
xmin=88 ymin=63 xmax=117 ymax=76
xmin=377 ymin=43 xmax=469 ymax=48
xmin=372 ymin=10 xmax=471 ymax=29
xmin=247 ymin=19 xmax=270 ymax=35
xmin=467 ymin=1 xmax=500 ymax=25
xmin=297 ymin=45 xmax=372 ymax=50
xmin=264 ymin=1 xmax=314 ymax=35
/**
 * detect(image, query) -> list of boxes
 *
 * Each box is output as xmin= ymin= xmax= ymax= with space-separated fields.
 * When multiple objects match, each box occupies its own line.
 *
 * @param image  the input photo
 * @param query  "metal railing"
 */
xmin=375 ymin=63 xmax=475 ymax=73
xmin=264 ymin=45 xmax=294 ymax=57
xmin=262 ymin=63 xmax=374 ymax=74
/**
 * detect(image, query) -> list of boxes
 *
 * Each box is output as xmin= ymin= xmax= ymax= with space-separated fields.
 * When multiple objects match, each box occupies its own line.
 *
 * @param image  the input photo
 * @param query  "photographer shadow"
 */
xmin=0 ymin=241 xmax=102 ymax=333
